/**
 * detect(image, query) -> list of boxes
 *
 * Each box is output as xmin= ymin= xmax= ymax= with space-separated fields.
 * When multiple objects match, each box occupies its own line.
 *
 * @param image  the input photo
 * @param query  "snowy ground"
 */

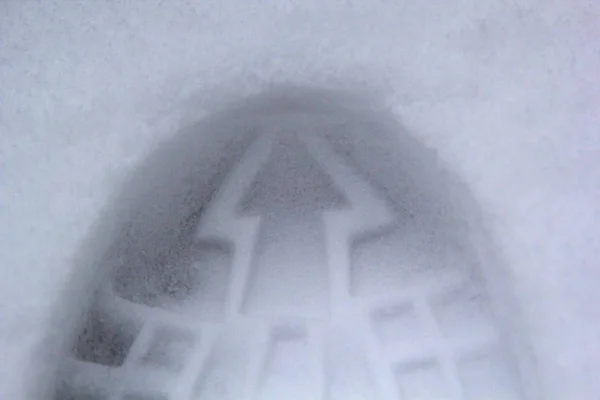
xmin=1 ymin=1 xmax=599 ymax=399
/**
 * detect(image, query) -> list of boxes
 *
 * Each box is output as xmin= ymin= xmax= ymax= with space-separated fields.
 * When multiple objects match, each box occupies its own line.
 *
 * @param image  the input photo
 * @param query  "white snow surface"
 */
xmin=1 ymin=0 xmax=599 ymax=399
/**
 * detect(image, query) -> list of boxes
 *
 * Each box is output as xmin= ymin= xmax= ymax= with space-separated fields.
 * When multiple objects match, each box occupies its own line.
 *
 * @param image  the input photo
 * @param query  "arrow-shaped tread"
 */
xmin=59 ymin=130 xmax=525 ymax=400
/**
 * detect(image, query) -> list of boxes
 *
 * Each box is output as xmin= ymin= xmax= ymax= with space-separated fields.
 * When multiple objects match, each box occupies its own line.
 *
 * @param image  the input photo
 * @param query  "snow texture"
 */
xmin=1 ymin=0 xmax=599 ymax=399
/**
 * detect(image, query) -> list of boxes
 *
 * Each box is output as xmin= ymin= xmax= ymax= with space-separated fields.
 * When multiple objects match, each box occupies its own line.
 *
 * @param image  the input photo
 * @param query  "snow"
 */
xmin=1 ymin=0 xmax=599 ymax=399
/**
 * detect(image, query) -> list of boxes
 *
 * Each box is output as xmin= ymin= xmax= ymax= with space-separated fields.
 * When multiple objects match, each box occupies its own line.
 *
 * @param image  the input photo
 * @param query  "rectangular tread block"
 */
xmin=394 ymin=359 xmax=457 ymax=400
xmin=138 ymin=326 xmax=196 ymax=372
xmin=458 ymin=347 xmax=524 ymax=400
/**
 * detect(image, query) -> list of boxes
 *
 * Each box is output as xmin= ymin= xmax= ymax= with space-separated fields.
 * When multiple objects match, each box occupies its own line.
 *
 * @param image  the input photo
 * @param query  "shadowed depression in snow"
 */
xmin=51 ymin=88 xmax=529 ymax=400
